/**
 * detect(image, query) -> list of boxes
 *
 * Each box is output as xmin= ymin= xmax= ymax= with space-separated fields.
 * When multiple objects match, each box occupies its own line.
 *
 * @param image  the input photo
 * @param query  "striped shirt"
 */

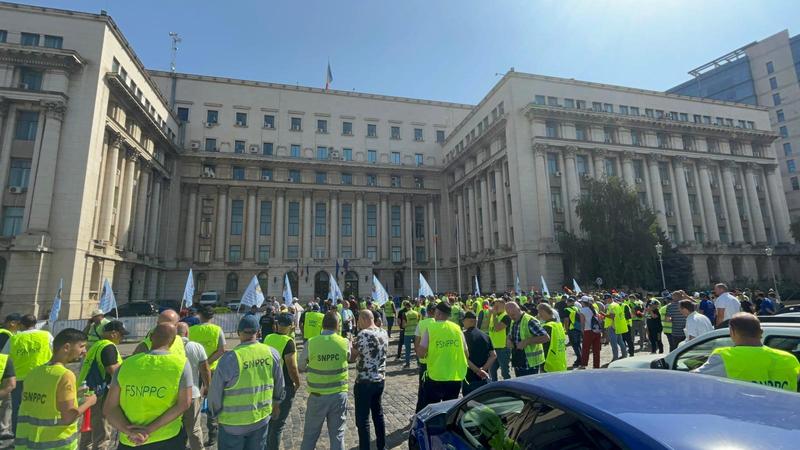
xmin=666 ymin=301 xmax=687 ymax=339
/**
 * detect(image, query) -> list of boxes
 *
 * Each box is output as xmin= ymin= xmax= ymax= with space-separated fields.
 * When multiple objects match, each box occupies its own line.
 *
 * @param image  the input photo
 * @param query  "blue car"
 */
xmin=410 ymin=369 xmax=800 ymax=449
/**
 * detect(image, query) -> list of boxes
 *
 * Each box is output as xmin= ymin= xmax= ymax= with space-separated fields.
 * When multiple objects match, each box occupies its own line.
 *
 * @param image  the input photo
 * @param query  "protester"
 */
xmin=698 ymin=292 xmax=716 ymax=325
xmin=462 ymin=311 xmax=495 ymax=396
xmin=382 ymin=299 xmax=396 ymax=338
xmin=665 ymin=291 xmax=688 ymax=351
xmin=578 ymin=297 xmax=602 ymax=369
xmin=7 ymin=313 xmax=53 ymax=432
xmin=401 ymin=301 xmax=419 ymax=369
xmin=562 ymin=297 xmax=582 ymax=368
xmin=134 ymin=310 xmax=186 ymax=357
xmin=0 ymin=313 xmax=19 ymax=442
xmin=505 ymin=301 xmax=549 ymax=376
xmin=417 ymin=302 xmax=468 ymax=409
xmin=176 ymin=323 xmax=210 ymax=450
xmin=646 ymin=300 xmax=664 ymax=354
xmin=487 ymin=299 xmax=511 ymax=381
xmin=350 ymin=310 xmax=388 ymax=450
xmin=714 ymin=283 xmax=741 ymax=328
xmin=83 ymin=309 xmax=110 ymax=348
xmin=538 ymin=304 xmax=567 ymax=373
xmin=264 ymin=313 xmax=301 ymax=450
xmin=187 ymin=306 xmax=225 ymax=446
xmin=681 ymin=300 xmax=714 ymax=342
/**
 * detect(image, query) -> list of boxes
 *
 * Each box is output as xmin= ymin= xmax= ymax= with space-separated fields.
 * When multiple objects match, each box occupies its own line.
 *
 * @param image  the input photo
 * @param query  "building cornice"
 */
xmin=0 ymin=42 xmax=84 ymax=71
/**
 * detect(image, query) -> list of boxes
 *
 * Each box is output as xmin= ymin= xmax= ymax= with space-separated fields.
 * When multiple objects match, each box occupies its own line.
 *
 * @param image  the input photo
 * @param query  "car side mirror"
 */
xmin=426 ymin=412 xmax=448 ymax=435
xmin=650 ymin=358 xmax=669 ymax=370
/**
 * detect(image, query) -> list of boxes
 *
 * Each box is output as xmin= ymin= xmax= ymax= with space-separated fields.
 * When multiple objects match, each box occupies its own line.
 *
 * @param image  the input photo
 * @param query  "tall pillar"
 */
xmin=563 ymin=146 xmax=581 ymax=233
xmin=134 ymin=165 xmax=150 ymax=253
xmin=721 ymin=162 xmax=744 ymax=244
xmin=117 ymin=153 xmax=137 ymax=250
xmin=329 ymin=193 xmax=339 ymax=259
xmin=479 ymin=174 xmax=491 ymax=249
xmin=380 ymin=195 xmax=389 ymax=260
xmin=493 ymin=168 xmax=508 ymax=246
xmin=533 ymin=144 xmax=554 ymax=241
xmin=647 ymin=155 xmax=668 ymax=232
xmin=456 ymin=192 xmax=466 ymax=255
xmin=744 ymin=164 xmax=767 ymax=244
xmin=274 ymin=190 xmax=285 ymax=259
xmin=99 ymin=134 xmax=122 ymax=242
xmin=246 ymin=189 xmax=257 ymax=260
xmin=593 ymin=148 xmax=606 ymax=179
xmin=467 ymin=185 xmax=478 ymax=253
xmin=697 ymin=161 xmax=720 ymax=243
xmin=25 ymin=102 xmax=65 ymax=231
xmin=214 ymin=187 xmax=227 ymax=260
xmin=355 ymin=195 xmax=364 ymax=258
xmin=673 ymin=157 xmax=694 ymax=243
xmin=183 ymin=186 xmax=197 ymax=260
xmin=427 ymin=197 xmax=436 ymax=260
xmin=404 ymin=197 xmax=413 ymax=261
xmin=302 ymin=192 xmax=312 ymax=259
xmin=146 ymin=178 xmax=161 ymax=256
xmin=765 ymin=164 xmax=792 ymax=243
xmin=621 ymin=151 xmax=635 ymax=187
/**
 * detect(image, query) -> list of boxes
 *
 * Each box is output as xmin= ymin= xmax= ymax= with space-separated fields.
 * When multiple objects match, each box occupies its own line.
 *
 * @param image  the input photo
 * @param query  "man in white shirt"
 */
xmin=713 ymin=283 xmax=741 ymax=328
xmin=680 ymin=300 xmax=713 ymax=341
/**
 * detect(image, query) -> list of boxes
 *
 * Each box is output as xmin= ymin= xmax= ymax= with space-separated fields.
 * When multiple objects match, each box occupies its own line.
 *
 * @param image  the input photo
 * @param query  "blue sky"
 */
xmin=25 ymin=0 xmax=800 ymax=104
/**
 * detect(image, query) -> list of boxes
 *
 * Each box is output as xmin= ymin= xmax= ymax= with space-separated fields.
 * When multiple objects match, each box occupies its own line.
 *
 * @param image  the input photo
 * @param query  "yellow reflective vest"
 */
xmin=16 ymin=363 xmax=78 ymax=450
xmin=425 ymin=321 xmax=467 ymax=382
xmin=713 ymin=346 xmax=800 ymax=392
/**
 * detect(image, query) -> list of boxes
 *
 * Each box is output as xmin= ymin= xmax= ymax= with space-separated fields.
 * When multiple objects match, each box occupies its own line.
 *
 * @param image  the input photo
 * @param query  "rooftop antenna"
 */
xmin=169 ymin=32 xmax=181 ymax=73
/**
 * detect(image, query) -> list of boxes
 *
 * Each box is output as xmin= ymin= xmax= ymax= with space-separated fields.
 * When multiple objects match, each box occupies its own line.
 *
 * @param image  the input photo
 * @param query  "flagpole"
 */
xmin=433 ymin=217 xmax=438 ymax=293
xmin=455 ymin=218 xmax=462 ymax=296
xmin=409 ymin=234 xmax=414 ymax=299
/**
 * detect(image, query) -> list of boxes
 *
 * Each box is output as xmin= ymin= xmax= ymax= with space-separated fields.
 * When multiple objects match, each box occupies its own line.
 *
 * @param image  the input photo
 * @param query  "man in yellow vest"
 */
xmin=505 ymin=302 xmax=549 ymax=377
xmin=538 ymin=304 xmax=567 ymax=372
xmin=264 ymin=312 xmax=301 ymax=450
xmin=562 ymin=297 xmax=582 ymax=368
xmin=402 ymin=302 xmax=420 ymax=369
xmin=83 ymin=309 xmax=110 ymax=349
xmin=8 ymin=314 xmax=53 ymax=433
xmin=16 ymin=328 xmax=95 ymax=450
xmin=187 ymin=306 xmax=225 ymax=445
xmin=413 ymin=303 xmax=437 ymax=412
xmin=299 ymin=312 xmax=350 ymax=450
xmin=0 ymin=312 xmax=19 ymax=442
xmin=208 ymin=315 xmax=284 ymax=449
xmin=487 ymin=299 xmax=511 ymax=381
xmin=133 ymin=309 xmax=186 ymax=357
xmin=105 ymin=323 xmax=192 ymax=449
xmin=78 ymin=320 xmax=127 ymax=450
xmin=382 ymin=299 xmax=396 ymax=338
xmin=695 ymin=313 xmax=800 ymax=392
xmin=301 ymin=303 xmax=325 ymax=341
xmin=417 ymin=302 xmax=468 ymax=410
xmin=605 ymin=295 xmax=628 ymax=360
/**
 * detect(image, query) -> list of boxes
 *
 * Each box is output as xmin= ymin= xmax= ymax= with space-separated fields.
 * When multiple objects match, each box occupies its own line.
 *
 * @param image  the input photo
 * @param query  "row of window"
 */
xmin=0 ymin=30 xmax=62 ymax=48
xmin=217 ymin=242 xmax=427 ymax=264
xmin=110 ymin=59 xmax=177 ymax=144
xmin=533 ymin=94 xmax=758 ymax=129
xmin=209 ymin=163 xmax=425 ymax=188
xmin=450 ymin=101 xmax=505 ymax=154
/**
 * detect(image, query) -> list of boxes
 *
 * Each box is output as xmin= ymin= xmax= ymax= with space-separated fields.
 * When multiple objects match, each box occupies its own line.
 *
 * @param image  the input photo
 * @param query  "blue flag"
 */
xmin=99 ymin=278 xmax=117 ymax=315
xmin=49 ymin=278 xmax=63 ymax=324
xmin=241 ymin=275 xmax=265 ymax=308
xmin=183 ymin=269 xmax=195 ymax=308
xmin=283 ymin=274 xmax=293 ymax=306
xmin=328 ymin=272 xmax=343 ymax=301
xmin=473 ymin=276 xmax=481 ymax=296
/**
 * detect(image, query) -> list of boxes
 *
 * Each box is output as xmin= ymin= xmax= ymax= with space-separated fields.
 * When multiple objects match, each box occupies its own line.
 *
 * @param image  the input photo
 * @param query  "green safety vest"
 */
xmin=188 ymin=323 xmax=223 ymax=370
xmin=404 ymin=310 xmax=420 ymax=334
xmin=565 ymin=306 xmax=580 ymax=331
xmin=219 ymin=343 xmax=275 ymax=426
xmin=623 ymin=303 xmax=633 ymax=327
xmin=612 ymin=303 xmax=629 ymax=334
xmin=303 ymin=312 xmax=324 ymax=340
xmin=117 ymin=352 xmax=185 ymax=446
xmin=416 ymin=318 xmax=434 ymax=364
xmin=383 ymin=301 xmax=395 ymax=318
xmin=264 ymin=333 xmax=293 ymax=366
xmin=16 ymin=363 xmax=77 ymax=450
xmin=478 ymin=310 xmax=491 ymax=332
xmin=10 ymin=331 xmax=53 ymax=381
xmin=713 ymin=346 xmax=800 ymax=392
xmin=449 ymin=304 xmax=462 ymax=324
xmin=660 ymin=305 xmax=672 ymax=334
xmin=87 ymin=318 xmax=110 ymax=347
xmin=542 ymin=322 xmax=567 ymax=373
xmin=425 ymin=321 xmax=468 ymax=382
xmin=78 ymin=339 xmax=121 ymax=386
xmin=143 ymin=329 xmax=186 ymax=358
xmin=519 ymin=314 xmax=545 ymax=369
xmin=488 ymin=313 xmax=508 ymax=350
xmin=359 ymin=301 xmax=367 ymax=310
xmin=306 ymin=334 xmax=349 ymax=395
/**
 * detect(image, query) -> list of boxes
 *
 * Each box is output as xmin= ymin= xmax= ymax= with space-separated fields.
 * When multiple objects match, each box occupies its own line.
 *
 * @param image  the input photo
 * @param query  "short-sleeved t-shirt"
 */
xmin=56 ymin=367 xmax=76 ymax=404
xmin=182 ymin=338 xmax=208 ymax=399
xmin=463 ymin=327 xmax=492 ymax=382
xmin=99 ymin=344 xmax=120 ymax=383
xmin=280 ymin=339 xmax=297 ymax=388
xmin=354 ymin=327 xmax=388 ymax=382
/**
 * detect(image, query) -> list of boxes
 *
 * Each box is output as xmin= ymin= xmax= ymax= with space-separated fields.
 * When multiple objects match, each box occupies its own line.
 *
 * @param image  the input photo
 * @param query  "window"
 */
xmin=707 ymin=138 xmax=719 ymax=153
xmin=317 ymin=119 xmax=327 ymax=133
xmin=773 ymin=93 xmax=782 ymax=106
xmin=341 ymin=246 xmax=352 ymax=259
xmin=550 ymin=191 xmax=562 ymax=210
xmin=258 ymin=245 xmax=270 ymax=263
xmin=769 ymin=77 xmax=778 ymax=90
xmin=288 ymin=170 xmax=300 ymax=183
xmin=766 ymin=61 xmax=774 ymax=74
xmin=679 ymin=113 xmax=689 ymax=122
xmin=414 ymin=177 xmax=424 ymax=188
xmin=20 ymin=32 xmax=39 ymax=46
xmin=414 ymin=206 xmax=425 ymax=239
xmin=674 ymin=335 xmax=734 ymax=371
xmin=177 ymin=107 xmax=189 ymax=122
xmin=564 ymin=98 xmax=575 ymax=108
xmin=341 ymin=173 xmax=352 ymax=185
xmin=290 ymin=144 xmax=301 ymax=158
xmin=234 ymin=140 xmax=246 ymax=153
xmin=436 ymin=130 xmax=446 ymax=143
xmin=391 ymin=126 xmax=400 ymax=140
xmin=575 ymin=125 xmax=588 ymax=141
xmin=775 ymin=110 xmax=785 ymax=123
xmin=534 ymin=95 xmax=546 ymax=105
xmin=780 ymin=126 xmax=789 ymax=138
xmin=367 ymin=246 xmax=377 ymax=261
xmin=232 ymin=166 xmax=245 ymax=180
xmin=235 ymin=112 xmax=247 ymax=126
xmin=391 ymin=205 xmax=401 ymax=237
xmin=414 ymin=128 xmax=423 ymax=141
xmin=225 ymin=273 xmax=239 ymax=292
xmin=366 ymin=174 xmax=377 ymax=186
xmin=366 ymin=204 xmax=377 ymax=237
xmin=656 ymin=110 xmax=665 ymax=119
xmin=785 ymin=143 xmax=793 ymax=156
xmin=259 ymin=168 xmax=272 ymax=182
xmin=656 ymin=132 xmax=669 ymax=148
xmin=263 ymin=114 xmax=275 ymax=128
xmin=630 ymin=106 xmax=639 ymax=116
xmin=368 ymin=150 xmax=377 ymax=163
xmin=0 ymin=30 xmax=6 ymax=43
xmin=576 ymin=155 xmax=589 ymax=176
xmin=259 ymin=201 xmax=272 ymax=236
xmin=645 ymin=108 xmax=654 ymax=118
xmin=415 ymin=153 xmax=424 ymax=167
xmin=1 ymin=207 xmax=23 ymax=237
xmin=592 ymin=102 xmax=602 ymax=112
xmin=314 ymin=202 xmax=327 ymax=237
xmin=341 ymin=204 xmax=352 ymax=237
xmin=229 ymin=245 xmax=241 ymax=263
xmin=453 ymin=392 xmax=527 ymax=449
xmin=545 ymin=121 xmax=559 ymax=138
xmin=630 ymin=129 xmax=641 ymax=146
xmin=19 ymin=67 xmax=42 ymax=90
xmin=287 ymin=202 xmax=300 ymax=236
xmin=41 ymin=34 xmax=63 ymax=48
xmin=230 ymin=199 xmax=244 ymax=235
xmin=546 ymin=152 xmax=559 ymax=174
xmin=367 ymin=123 xmax=377 ymax=137
xmin=8 ymin=159 xmax=31 ymax=189
xmin=619 ymin=105 xmax=629 ymax=115
xmin=287 ymin=245 xmax=299 ymax=259
xmin=391 ymin=246 xmax=401 ymax=263
xmin=204 ymin=138 xmax=217 ymax=152
xmin=391 ymin=152 xmax=401 ymax=165
xmin=342 ymin=121 xmax=352 ymax=135
xmin=603 ymin=103 xmax=613 ymax=113
xmin=682 ymin=135 xmax=694 ymax=151
xmin=315 ymin=171 xmax=327 ymax=184
xmin=262 ymin=142 xmax=273 ymax=156
xmin=787 ymin=159 xmax=796 ymax=173
xmin=14 ymin=111 xmax=38 ymax=141
xmin=603 ymin=126 xmax=616 ymax=143
xmin=792 ymin=177 xmax=800 ymax=191
xmin=290 ymin=117 xmax=302 ymax=131
xmin=390 ymin=176 xmax=401 ymax=187
xmin=206 ymin=110 xmax=218 ymax=124
xmin=342 ymin=148 xmax=352 ymax=161
xmin=548 ymin=96 xmax=560 ymax=106
xmin=415 ymin=246 xmax=426 ymax=262
xmin=316 ymin=146 xmax=329 ymax=160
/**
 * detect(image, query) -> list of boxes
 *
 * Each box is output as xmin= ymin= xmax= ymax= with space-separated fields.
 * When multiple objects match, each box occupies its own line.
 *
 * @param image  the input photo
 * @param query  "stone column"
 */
xmin=647 ymin=155 xmax=668 ymax=232
xmin=673 ymin=157 xmax=694 ymax=243
xmin=134 ymin=165 xmax=150 ymax=253
xmin=99 ymin=134 xmax=122 ymax=242
xmin=563 ymin=146 xmax=581 ymax=233
xmin=427 ymin=197 xmax=436 ymax=259
xmin=183 ymin=186 xmax=197 ymax=260
xmin=533 ymin=144 xmax=554 ymax=241
xmin=146 ymin=178 xmax=161 ymax=256
xmin=116 ymin=153 xmax=137 ymax=250
xmin=456 ymin=192 xmax=466 ymax=255
xmin=380 ymin=195 xmax=389 ymax=260
xmin=404 ymin=197 xmax=413 ymax=261
xmin=467 ymin=184 xmax=478 ymax=253
xmin=765 ymin=164 xmax=792 ymax=243
xmin=355 ymin=195 xmax=364 ymax=258
xmin=480 ymin=175 xmax=491 ymax=249
xmin=697 ymin=161 xmax=720 ymax=242
xmin=246 ymin=189 xmax=257 ymax=260
xmin=329 ymin=192 xmax=338 ymax=259
xmin=721 ymin=162 xmax=744 ymax=244
xmin=621 ymin=151 xmax=635 ymax=187
xmin=274 ymin=190 xmax=285 ymax=259
xmin=493 ymin=168 xmax=508 ymax=246
xmin=744 ymin=164 xmax=767 ymax=244
xmin=26 ymin=102 xmax=65 ymax=231
xmin=214 ymin=187 xmax=227 ymax=260
xmin=593 ymin=148 xmax=606 ymax=179
xmin=302 ymin=192 xmax=312 ymax=259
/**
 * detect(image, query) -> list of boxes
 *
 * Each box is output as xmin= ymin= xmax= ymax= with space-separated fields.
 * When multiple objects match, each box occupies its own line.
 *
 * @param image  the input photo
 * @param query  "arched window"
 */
xmin=394 ymin=271 xmax=404 ymax=291
xmin=196 ymin=272 xmax=207 ymax=294
xmin=257 ymin=272 xmax=268 ymax=295
xmin=731 ymin=256 xmax=744 ymax=282
xmin=344 ymin=271 xmax=359 ymax=298
xmin=226 ymin=272 xmax=239 ymax=293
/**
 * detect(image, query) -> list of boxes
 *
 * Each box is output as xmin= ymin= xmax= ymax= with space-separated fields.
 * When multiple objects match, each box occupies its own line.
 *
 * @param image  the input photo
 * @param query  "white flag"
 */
xmin=49 ymin=278 xmax=63 ymax=324
xmin=372 ymin=275 xmax=389 ymax=306
xmin=573 ymin=278 xmax=582 ymax=294
xmin=283 ymin=274 xmax=293 ymax=306
xmin=418 ymin=273 xmax=434 ymax=298
xmin=540 ymin=276 xmax=550 ymax=297
xmin=183 ymin=269 xmax=195 ymax=308
xmin=241 ymin=275 xmax=265 ymax=308
xmin=473 ymin=276 xmax=481 ymax=296
xmin=514 ymin=274 xmax=521 ymax=294
xmin=328 ymin=272 xmax=343 ymax=301
xmin=99 ymin=278 xmax=117 ymax=315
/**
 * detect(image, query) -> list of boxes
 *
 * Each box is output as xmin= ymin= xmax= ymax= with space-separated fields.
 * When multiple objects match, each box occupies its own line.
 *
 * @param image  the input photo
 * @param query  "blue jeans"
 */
xmin=567 ymin=329 xmax=583 ymax=365
xmin=608 ymin=327 xmax=628 ymax=360
xmin=266 ymin=386 xmax=295 ymax=450
xmin=491 ymin=348 xmax=511 ymax=381
xmin=403 ymin=335 xmax=415 ymax=365
xmin=300 ymin=392 xmax=348 ymax=450
xmin=218 ymin=421 xmax=269 ymax=450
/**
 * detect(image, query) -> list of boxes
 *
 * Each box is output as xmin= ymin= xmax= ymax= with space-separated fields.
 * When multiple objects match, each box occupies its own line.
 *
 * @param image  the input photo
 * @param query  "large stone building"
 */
xmin=0 ymin=3 xmax=795 ymax=318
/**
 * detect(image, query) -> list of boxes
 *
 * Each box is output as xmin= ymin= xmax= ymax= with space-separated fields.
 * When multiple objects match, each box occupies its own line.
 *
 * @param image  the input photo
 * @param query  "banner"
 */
xmin=372 ymin=275 xmax=389 ymax=306
xmin=514 ymin=274 xmax=521 ymax=294
xmin=573 ymin=278 xmax=582 ymax=294
xmin=183 ymin=269 xmax=195 ymax=308
xmin=283 ymin=274 xmax=293 ymax=306
xmin=473 ymin=276 xmax=481 ymax=296
xmin=241 ymin=275 xmax=265 ymax=308
xmin=48 ymin=278 xmax=63 ymax=324
xmin=328 ymin=272 xmax=343 ymax=301
xmin=99 ymin=278 xmax=117 ymax=315
xmin=541 ymin=276 xmax=550 ymax=297
xmin=418 ymin=273 xmax=434 ymax=298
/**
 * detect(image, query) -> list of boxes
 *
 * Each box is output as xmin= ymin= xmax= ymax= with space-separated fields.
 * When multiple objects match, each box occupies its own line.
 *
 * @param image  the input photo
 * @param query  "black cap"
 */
xmin=103 ymin=320 xmax=129 ymax=335
xmin=464 ymin=311 xmax=476 ymax=319
xmin=4 ymin=313 xmax=21 ymax=323
xmin=435 ymin=302 xmax=452 ymax=315
xmin=276 ymin=312 xmax=294 ymax=327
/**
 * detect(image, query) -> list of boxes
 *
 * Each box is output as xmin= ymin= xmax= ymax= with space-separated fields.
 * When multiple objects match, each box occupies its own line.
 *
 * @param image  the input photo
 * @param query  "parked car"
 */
xmin=228 ymin=301 xmax=242 ymax=312
xmin=410 ymin=370 xmax=800 ymax=450
xmin=155 ymin=300 xmax=181 ymax=313
xmin=199 ymin=291 xmax=220 ymax=306
xmin=608 ymin=322 xmax=800 ymax=370
xmin=112 ymin=301 xmax=158 ymax=317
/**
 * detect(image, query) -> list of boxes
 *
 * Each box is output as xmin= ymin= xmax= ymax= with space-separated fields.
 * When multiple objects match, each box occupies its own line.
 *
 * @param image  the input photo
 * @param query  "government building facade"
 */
xmin=0 ymin=3 xmax=796 ymax=318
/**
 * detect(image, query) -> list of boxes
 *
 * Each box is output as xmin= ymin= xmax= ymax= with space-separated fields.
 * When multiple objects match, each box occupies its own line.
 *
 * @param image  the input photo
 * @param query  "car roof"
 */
xmin=501 ymin=370 xmax=800 ymax=449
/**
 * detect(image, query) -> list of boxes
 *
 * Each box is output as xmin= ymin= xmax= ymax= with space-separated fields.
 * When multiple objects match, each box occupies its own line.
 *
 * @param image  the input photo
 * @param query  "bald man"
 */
xmin=134 ymin=310 xmax=186 ymax=356
xmin=505 ymin=301 xmax=549 ymax=377
xmin=105 ymin=323 xmax=193 ymax=449
xmin=350 ymin=310 xmax=389 ymax=450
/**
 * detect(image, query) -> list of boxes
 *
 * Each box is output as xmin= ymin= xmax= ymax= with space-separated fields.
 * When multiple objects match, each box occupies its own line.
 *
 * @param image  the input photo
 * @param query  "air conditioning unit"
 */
xmin=330 ymin=149 xmax=340 ymax=159
xmin=236 ymin=121 xmax=245 ymax=127
xmin=190 ymin=142 xmax=200 ymax=150
xmin=554 ymin=171 xmax=562 ymax=177
xmin=8 ymin=186 xmax=24 ymax=194
xmin=734 ymin=184 xmax=743 ymax=190
xmin=261 ymin=175 xmax=271 ymax=181
xmin=666 ymin=211 xmax=675 ymax=217
xmin=318 ymin=128 xmax=326 ymax=133
xmin=249 ymin=145 xmax=259 ymax=154
xmin=635 ymin=177 xmax=643 ymax=184
xmin=205 ymin=122 xmax=215 ymax=128
xmin=661 ymin=179 xmax=671 ymax=186
xmin=202 ymin=167 xmax=216 ymax=178
xmin=264 ymin=123 xmax=273 ymax=129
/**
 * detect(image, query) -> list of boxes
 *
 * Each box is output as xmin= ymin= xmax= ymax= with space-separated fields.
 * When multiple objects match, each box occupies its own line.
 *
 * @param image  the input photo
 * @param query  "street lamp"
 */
xmin=655 ymin=242 xmax=666 ymax=291
xmin=765 ymin=247 xmax=779 ymax=302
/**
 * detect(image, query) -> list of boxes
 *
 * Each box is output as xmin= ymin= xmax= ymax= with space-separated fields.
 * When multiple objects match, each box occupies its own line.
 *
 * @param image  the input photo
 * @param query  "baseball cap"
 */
xmin=310 ymin=303 xmax=321 ymax=312
xmin=579 ymin=296 xmax=593 ymax=304
xmin=237 ymin=315 xmax=260 ymax=333
xmin=90 ymin=308 xmax=104 ymax=318
xmin=464 ymin=311 xmax=477 ymax=320
xmin=276 ymin=312 xmax=294 ymax=327
xmin=435 ymin=302 xmax=452 ymax=315
xmin=4 ymin=313 xmax=21 ymax=323
xmin=103 ymin=320 xmax=129 ymax=335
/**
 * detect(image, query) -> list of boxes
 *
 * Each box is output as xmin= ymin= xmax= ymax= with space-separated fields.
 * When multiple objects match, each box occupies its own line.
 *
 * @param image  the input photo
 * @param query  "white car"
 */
xmin=608 ymin=322 xmax=800 ymax=371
